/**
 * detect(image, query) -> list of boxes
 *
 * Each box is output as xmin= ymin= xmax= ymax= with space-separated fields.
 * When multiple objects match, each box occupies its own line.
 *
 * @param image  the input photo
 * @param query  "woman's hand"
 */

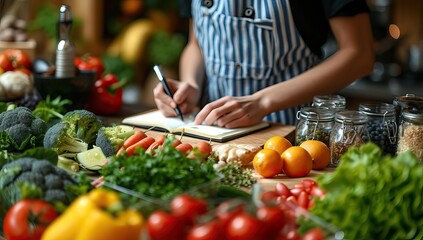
xmin=194 ymin=95 xmax=266 ymax=128
xmin=153 ymin=78 xmax=200 ymax=117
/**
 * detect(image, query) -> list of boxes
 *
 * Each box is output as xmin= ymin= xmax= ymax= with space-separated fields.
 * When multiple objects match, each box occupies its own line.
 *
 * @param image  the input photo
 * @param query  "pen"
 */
xmin=153 ymin=65 xmax=184 ymax=121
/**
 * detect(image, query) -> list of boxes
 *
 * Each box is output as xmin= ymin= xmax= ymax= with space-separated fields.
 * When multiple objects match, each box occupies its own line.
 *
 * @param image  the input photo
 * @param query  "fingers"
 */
xmin=194 ymin=96 xmax=263 ymax=128
xmin=153 ymin=82 xmax=178 ymax=117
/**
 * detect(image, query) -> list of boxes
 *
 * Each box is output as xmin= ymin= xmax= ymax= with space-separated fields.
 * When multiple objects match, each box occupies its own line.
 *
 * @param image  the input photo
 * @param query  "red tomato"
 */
xmin=215 ymin=200 xmax=245 ymax=230
xmin=3 ymin=199 xmax=58 ymax=240
xmin=187 ymin=220 xmax=224 ymax=240
xmin=226 ymin=212 xmax=265 ymax=240
xmin=256 ymin=206 xmax=286 ymax=238
xmin=170 ymin=194 xmax=208 ymax=226
xmin=0 ymin=53 xmax=13 ymax=71
xmin=277 ymin=229 xmax=301 ymax=240
xmin=261 ymin=190 xmax=279 ymax=203
xmin=275 ymin=182 xmax=292 ymax=198
xmin=3 ymin=49 xmax=31 ymax=69
xmin=301 ymin=227 xmax=326 ymax=240
xmin=74 ymin=55 xmax=104 ymax=79
xmin=310 ymin=186 xmax=326 ymax=199
xmin=147 ymin=210 xmax=186 ymax=240
xmin=297 ymin=191 xmax=310 ymax=209
xmin=188 ymin=141 xmax=212 ymax=160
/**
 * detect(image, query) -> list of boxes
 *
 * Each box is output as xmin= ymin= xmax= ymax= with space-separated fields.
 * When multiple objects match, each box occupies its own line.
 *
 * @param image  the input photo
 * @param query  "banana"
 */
xmin=107 ymin=19 xmax=155 ymax=64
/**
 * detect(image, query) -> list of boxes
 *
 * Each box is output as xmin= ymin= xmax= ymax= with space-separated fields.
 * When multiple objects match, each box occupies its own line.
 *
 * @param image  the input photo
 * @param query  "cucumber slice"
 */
xmin=77 ymin=146 xmax=108 ymax=170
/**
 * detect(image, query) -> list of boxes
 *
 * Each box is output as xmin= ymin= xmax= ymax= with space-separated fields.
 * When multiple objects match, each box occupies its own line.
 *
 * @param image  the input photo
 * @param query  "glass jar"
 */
xmin=312 ymin=94 xmax=346 ymax=112
xmin=329 ymin=110 xmax=368 ymax=167
xmin=393 ymin=94 xmax=423 ymax=124
xmin=295 ymin=106 xmax=335 ymax=146
xmin=359 ymin=103 xmax=397 ymax=156
xmin=397 ymin=110 xmax=423 ymax=162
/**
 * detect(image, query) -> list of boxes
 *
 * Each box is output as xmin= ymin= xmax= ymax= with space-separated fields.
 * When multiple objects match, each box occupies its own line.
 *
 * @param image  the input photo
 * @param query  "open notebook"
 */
xmin=121 ymin=110 xmax=270 ymax=142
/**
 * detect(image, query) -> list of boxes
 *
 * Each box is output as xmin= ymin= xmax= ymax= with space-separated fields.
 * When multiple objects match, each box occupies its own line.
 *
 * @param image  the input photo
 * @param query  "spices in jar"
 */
xmin=329 ymin=110 xmax=369 ymax=167
xmin=397 ymin=110 xmax=423 ymax=162
xmin=359 ymin=103 xmax=397 ymax=156
xmin=312 ymin=94 xmax=346 ymax=112
xmin=295 ymin=106 xmax=335 ymax=146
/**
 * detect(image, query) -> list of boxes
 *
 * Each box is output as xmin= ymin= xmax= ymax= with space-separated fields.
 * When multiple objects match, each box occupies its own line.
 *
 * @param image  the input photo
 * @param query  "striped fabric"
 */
xmin=192 ymin=0 xmax=320 ymax=125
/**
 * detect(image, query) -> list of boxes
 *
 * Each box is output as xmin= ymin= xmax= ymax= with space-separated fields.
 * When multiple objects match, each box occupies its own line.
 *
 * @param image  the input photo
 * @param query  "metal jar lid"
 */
xmin=313 ymin=94 xmax=346 ymax=111
xmin=335 ymin=110 xmax=368 ymax=124
xmin=359 ymin=103 xmax=396 ymax=117
xmin=393 ymin=94 xmax=423 ymax=112
xmin=402 ymin=110 xmax=423 ymax=124
xmin=297 ymin=106 xmax=335 ymax=122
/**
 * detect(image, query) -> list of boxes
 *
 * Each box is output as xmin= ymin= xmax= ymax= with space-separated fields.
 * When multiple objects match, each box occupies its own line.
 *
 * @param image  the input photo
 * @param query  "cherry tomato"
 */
xmin=275 ymin=183 xmax=292 ymax=198
xmin=147 ymin=210 xmax=186 ymax=240
xmin=187 ymin=220 xmax=224 ymax=240
xmin=261 ymin=190 xmax=279 ymax=203
xmin=170 ymin=194 xmax=208 ymax=226
xmin=297 ymin=191 xmax=310 ymax=209
xmin=215 ymin=199 xmax=245 ymax=231
xmin=3 ymin=49 xmax=31 ymax=69
xmin=3 ymin=199 xmax=58 ymax=240
xmin=75 ymin=55 xmax=104 ymax=79
xmin=301 ymin=227 xmax=326 ymax=240
xmin=226 ymin=212 xmax=264 ymax=240
xmin=0 ymin=53 xmax=13 ymax=72
xmin=277 ymin=229 xmax=300 ymax=240
xmin=310 ymin=186 xmax=326 ymax=199
xmin=256 ymin=205 xmax=286 ymax=238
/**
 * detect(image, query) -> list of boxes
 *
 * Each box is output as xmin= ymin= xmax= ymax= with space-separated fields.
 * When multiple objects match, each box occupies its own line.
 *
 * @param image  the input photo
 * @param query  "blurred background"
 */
xmin=0 ymin=0 xmax=422 ymax=110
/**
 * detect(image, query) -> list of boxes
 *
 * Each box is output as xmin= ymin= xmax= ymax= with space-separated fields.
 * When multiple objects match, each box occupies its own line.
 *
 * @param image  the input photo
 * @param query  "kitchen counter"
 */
xmin=340 ymin=75 xmax=423 ymax=105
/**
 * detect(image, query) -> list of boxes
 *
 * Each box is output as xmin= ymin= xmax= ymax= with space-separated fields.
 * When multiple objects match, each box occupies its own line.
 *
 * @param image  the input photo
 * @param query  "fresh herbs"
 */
xmin=299 ymin=143 xmax=423 ymax=240
xmin=99 ymin=138 xmax=219 ymax=200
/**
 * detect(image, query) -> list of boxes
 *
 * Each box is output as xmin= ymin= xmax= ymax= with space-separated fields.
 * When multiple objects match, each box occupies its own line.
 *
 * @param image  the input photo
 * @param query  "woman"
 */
xmin=153 ymin=0 xmax=374 ymax=128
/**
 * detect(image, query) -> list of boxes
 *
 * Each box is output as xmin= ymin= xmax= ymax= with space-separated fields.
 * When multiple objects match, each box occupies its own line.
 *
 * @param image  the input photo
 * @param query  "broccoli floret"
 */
xmin=0 ymin=107 xmax=48 ymax=150
xmin=0 ymin=157 xmax=78 ymax=210
xmin=43 ymin=122 xmax=88 ymax=154
xmin=95 ymin=126 xmax=135 ymax=157
xmin=62 ymin=109 xmax=103 ymax=145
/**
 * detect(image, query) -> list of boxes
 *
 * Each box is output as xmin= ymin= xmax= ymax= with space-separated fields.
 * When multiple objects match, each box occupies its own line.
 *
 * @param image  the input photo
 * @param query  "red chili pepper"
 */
xmin=85 ymin=73 xmax=124 ymax=115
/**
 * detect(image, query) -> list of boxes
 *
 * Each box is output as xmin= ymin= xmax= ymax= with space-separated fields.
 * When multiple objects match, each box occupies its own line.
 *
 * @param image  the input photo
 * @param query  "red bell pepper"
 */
xmin=85 ymin=73 xmax=124 ymax=115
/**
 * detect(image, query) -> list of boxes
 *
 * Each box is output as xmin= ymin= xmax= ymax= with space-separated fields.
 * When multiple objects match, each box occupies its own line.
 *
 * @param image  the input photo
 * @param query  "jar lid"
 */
xmin=298 ymin=106 xmax=335 ymax=121
xmin=313 ymin=94 xmax=346 ymax=111
xmin=335 ymin=110 xmax=368 ymax=124
xmin=358 ymin=103 xmax=396 ymax=117
xmin=402 ymin=110 xmax=423 ymax=124
xmin=393 ymin=94 xmax=423 ymax=112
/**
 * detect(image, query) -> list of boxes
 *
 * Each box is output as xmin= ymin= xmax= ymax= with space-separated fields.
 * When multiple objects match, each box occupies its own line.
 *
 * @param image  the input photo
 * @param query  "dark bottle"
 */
xmin=55 ymin=5 xmax=75 ymax=78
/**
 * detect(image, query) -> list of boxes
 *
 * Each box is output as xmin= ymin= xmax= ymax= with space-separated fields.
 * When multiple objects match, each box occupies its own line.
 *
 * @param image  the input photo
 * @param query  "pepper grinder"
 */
xmin=55 ymin=4 xmax=75 ymax=78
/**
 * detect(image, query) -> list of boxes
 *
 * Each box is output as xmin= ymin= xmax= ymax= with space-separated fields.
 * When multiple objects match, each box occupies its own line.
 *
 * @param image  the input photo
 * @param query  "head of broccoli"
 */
xmin=95 ymin=125 xmax=135 ymax=157
xmin=43 ymin=122 xmax=88 ymax=155
xmin=0 ymin=107 xmax=48 ymax=150
xmin=61 ymin=109 xmax=103 ymax=146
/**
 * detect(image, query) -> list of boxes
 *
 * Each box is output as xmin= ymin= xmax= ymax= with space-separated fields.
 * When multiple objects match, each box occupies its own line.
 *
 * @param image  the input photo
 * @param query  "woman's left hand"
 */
xmin=194 ymin=95 xmax=266 ymax=128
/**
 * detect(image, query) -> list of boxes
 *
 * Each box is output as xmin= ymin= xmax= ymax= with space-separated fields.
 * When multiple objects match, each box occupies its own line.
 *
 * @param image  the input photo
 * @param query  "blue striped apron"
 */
xmin=192 ymin=0 xmax=320 ymax=125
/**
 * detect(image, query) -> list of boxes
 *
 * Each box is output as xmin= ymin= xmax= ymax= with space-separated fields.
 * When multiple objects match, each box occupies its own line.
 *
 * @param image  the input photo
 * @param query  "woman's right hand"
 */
xmin=153 ymin=78 xmax=200 ymax=117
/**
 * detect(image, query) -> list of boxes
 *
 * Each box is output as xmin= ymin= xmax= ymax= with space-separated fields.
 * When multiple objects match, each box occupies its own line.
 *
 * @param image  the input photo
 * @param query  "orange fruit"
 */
xmin=300 ymin=140 xmax=331 ymax=170
xmin=281 ymin=146 xmax=312 ymax=178
xmin=253 ymin=149 xmax=284 ymax=178
xmin=263 ymin=136 xmax=292 ymax=155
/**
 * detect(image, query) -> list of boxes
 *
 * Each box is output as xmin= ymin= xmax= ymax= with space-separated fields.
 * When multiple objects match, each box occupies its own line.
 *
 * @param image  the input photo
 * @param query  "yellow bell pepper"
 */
xmin=41 ymin=188 xmax=143 ymax=240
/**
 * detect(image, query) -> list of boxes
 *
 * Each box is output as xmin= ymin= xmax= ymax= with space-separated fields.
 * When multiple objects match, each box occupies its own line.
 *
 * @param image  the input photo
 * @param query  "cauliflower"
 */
xmin=0 ymin=71 xmax=33 ymax=99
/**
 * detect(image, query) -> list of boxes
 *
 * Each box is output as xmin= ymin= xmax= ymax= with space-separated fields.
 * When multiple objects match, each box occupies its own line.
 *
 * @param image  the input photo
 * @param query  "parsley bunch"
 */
xmin=99 ymin=137 xmax=218 ymax=200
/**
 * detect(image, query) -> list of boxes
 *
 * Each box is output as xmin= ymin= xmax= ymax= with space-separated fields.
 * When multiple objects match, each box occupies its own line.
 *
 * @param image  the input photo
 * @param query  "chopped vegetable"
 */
xmin=43 ymin=122 xmax=88 ymax=155
xmin=61 ymin=109 xmax=103 ymax=146
xmin=299 ymin=143 xmax=423 ymax=240
xmin=95 ymin=125 xmax=135 ymax=157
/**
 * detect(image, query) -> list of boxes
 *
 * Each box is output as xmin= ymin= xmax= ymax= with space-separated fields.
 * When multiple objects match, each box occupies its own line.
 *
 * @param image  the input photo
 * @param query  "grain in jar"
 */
xmin=295 ymin=106 xmax=335 ymax=146
xmin=359 ymin=103 xmax=397 ymax=156
xmin=397 ymin=110 xmax=423 ymax=162
xmin=329 ymin=110 xmax=369 ymax=167
xmin=393 ymin=94 xmax=423 ymax=125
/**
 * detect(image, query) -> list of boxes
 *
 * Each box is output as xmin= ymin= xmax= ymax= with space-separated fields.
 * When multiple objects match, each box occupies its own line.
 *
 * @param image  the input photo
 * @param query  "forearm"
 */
xmin=257 ymin=13 xmax=374 ymax=114
xmin=179 ymin=20 xmax=206 ymax=91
